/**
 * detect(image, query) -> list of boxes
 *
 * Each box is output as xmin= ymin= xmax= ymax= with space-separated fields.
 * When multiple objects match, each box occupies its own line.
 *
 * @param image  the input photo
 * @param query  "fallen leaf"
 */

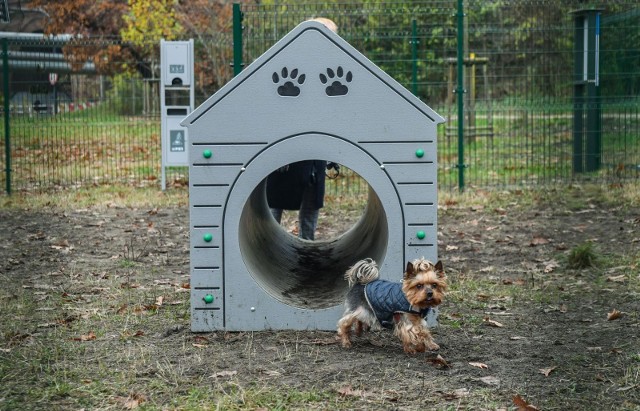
xmin=544 ymin=260 xmax=559 ymax=273
xmin=539 ymin=366 xmax=557 ymax=376
xmin=337 ymin=385 xmax=372 ymax=399
xmin=426 ymin=354 xmax=451 ymax=369
xmin=211 ymin=370 xmax=237 ymax=378
xmin=51 ymin=239 xmax=70 ymax=248
xmin=513 ymin=394 xmax=540 ymax=410
xmin=439 ymin=388 xmax=470 ymax=400
xmin=192 ymin=343 xmax=207 ymax=348
xmin=483 ymin=317 xmax=504 ymax=328
xmin=606 ymin=275 xmax=626 ymax=283
xmin=607 ymin=309 xmax=623 ymax=321
xmin=530 ymin=237 xmax=550 ymax=246
xmin=503 ymin=278 xmax=526 ymax=286
xmin=155 ymin=296 xmax=164 ymax=307
xmin=72 ymin=331 xmax=96 ymax=342
xmin=469 ymin=362 xmax=489 ymax=369
xmin=28 ymin=231 xmax=47 ymax=241
xmin=122 ymin=393 xmax=146 ymax=410
xmin=479 ymin=376 xmax=500 ymax=385
xmin=446 ymin=245 xmax=459 ymax=251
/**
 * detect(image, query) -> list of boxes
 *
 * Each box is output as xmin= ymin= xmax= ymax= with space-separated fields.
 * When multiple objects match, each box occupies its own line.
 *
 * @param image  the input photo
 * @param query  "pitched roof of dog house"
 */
xmin=182 ymin=20 xmax=444 ymax=141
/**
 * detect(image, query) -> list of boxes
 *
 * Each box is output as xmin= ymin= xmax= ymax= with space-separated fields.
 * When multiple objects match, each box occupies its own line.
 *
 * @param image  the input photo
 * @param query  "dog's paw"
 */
xmin=337 ymin=332 xmax=353 ymax=348
xmin=426 ymin=341 xmax=440 ymax=351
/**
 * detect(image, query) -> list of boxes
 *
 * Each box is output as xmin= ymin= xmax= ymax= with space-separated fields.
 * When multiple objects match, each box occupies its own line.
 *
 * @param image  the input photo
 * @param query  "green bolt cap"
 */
xmin=416 ymin=230 xmax=426 ymax=240
xmin=415 ymin=148 xmax=425 ymax=158
xmin=203 ymin=294 xmax=214 ymax=304
xmin=203 ymin=233 xmax=213 ymax=242
xmin=202 ymin=149 xmax=212 ymax=159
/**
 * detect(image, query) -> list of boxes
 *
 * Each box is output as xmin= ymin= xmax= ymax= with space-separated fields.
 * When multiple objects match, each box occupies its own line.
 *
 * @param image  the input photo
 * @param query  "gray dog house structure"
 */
xmin=182 ymin=21 xmax=444 ymax=332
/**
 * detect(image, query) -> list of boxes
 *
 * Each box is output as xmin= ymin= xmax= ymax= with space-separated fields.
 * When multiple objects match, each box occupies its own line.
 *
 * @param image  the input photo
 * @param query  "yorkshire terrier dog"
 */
xmin=337 ymin=257 xmax=447 ymax=354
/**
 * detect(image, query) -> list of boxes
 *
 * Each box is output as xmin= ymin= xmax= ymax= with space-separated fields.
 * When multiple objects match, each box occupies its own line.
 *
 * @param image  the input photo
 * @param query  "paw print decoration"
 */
xmin=320 ymin=66 xmax=353 ymax=96
xmin=272 ymin=67 xmax=306 ymax=97
xmin=272 ymin=66 xmax=353 ymax=97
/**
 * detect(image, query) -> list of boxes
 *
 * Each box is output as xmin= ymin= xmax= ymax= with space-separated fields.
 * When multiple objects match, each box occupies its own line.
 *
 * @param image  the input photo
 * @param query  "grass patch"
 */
xmin=566 ymin=242 xmax=600 ymax=269
xmin=0 ymin=185 xmax=188 ymax=210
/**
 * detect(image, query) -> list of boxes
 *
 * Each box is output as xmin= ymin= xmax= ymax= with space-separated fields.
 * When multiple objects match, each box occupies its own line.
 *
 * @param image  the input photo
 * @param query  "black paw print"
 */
xmin=272 ymin=67 xmax=306 ymax=97
xmin=319 ymin=66 xmax=353 ymax=96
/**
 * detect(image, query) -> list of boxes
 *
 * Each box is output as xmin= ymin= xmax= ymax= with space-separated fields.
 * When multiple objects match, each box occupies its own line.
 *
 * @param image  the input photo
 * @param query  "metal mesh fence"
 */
xmin=240 ymin=1 xmax=640 ymax=190
xmin=1 ymin=1 xmax=639 ymax=193
xmin=0 ymin=36 xmax=231 ymax=192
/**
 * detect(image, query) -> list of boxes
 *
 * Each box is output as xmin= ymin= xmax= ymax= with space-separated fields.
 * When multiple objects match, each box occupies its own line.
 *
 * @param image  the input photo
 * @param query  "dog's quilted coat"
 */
xmin=364 ymin=280 xmax=431 ymax=329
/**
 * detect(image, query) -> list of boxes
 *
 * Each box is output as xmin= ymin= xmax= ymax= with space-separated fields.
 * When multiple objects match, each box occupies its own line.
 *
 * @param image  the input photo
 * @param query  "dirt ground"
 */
xmin=1 ymin=188 xmax=639 ymax=410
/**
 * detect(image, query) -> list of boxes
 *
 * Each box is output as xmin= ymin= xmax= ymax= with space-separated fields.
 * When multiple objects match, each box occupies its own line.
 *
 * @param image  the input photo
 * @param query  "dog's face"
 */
xmin=402 ymin=259 xmax=447 ymax=309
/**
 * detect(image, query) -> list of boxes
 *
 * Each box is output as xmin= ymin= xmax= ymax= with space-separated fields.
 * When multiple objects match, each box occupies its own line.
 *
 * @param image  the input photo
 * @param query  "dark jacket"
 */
xmin=266 ymin=160 xmax=326 ymax=210
xmin=364 ymin=280 xmax=431 ymax=329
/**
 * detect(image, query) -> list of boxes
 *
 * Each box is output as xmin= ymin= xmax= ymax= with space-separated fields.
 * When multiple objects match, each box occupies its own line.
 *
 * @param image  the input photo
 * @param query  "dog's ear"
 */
xmin=404 ymin=261 xmax=415 ymax=279
xmin=435 ymin=260 xmax=445 ymax=278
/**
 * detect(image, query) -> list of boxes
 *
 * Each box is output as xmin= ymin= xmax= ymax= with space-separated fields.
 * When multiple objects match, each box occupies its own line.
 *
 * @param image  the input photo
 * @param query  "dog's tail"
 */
xmin=345 ymin=258 xmax=379 ymax=287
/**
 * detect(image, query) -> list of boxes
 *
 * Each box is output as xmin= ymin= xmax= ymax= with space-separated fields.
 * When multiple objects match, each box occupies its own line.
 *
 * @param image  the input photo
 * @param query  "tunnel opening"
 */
xmin=238 ymin=173 xmax=388 ymax=310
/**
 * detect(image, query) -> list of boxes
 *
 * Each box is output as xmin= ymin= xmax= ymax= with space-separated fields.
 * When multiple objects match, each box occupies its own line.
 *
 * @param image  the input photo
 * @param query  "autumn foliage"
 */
xmin=30 ymin=0 xmax=247 ymax=90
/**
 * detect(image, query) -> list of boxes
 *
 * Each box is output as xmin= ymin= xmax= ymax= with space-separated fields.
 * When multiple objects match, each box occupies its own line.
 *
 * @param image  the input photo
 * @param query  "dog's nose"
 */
xmin=427 ymin=290 xmax=433 ymax=298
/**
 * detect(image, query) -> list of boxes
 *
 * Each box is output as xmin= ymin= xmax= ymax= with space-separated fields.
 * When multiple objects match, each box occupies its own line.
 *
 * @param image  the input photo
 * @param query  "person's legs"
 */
xmin=298 ymin=186 xmax=319 ymax=240
xmin=270 ymin=208 xmax=283 ymax=223
xmin=298 ymin=207 xmax=319 ymax=240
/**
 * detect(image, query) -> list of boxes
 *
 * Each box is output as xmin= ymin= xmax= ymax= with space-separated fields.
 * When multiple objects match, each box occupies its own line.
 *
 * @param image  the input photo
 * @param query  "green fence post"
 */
xmin=585 ymin=12 xmax=602 ymax=172
xmin=456 ymin=0 xmax=465 ymax=191
xmin=2 ymin=38 xmax=10 ymax=195
xmin=572 ymin=11 xmax=585 ymax=173
xmin=232 ymin=4 xmax=244 ymax=77
xmin=411 ymin=19 xmax=418 ymax=96
xmin=571 ymin=8 xmax=603 ymax=174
